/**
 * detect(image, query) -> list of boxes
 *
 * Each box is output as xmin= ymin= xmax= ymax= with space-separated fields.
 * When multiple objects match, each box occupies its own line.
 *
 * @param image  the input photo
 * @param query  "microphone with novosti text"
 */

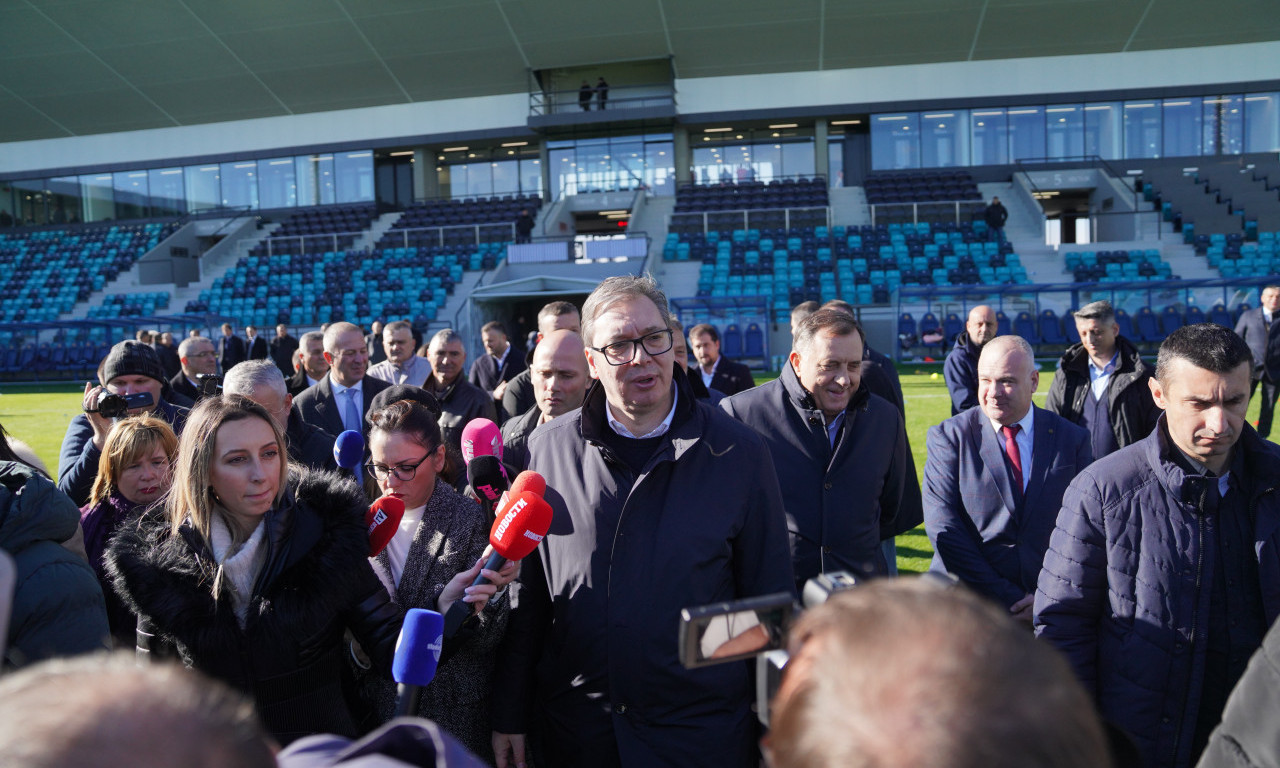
xmin=366 ymin=495 xmax=405 ymax=558
xmin=494 ymin=469 xmax=548 ymax=515
xmin=441 ymin=480 xmax=553 ymax=643
xmin=392 ymin=607 xmax=444 ymax=718
xmin=333 ymin=430 xmax=365 ymax=481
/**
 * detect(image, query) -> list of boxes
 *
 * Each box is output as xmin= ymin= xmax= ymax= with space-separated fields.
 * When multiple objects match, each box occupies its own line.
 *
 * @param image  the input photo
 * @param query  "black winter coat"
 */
xmin=106 ymin=469 xmax=402 ymax=745
xmin=1044 ymin=336 xmax=1160 ymax=452
xmin=943 ymin=333 xmax=980 ymax=415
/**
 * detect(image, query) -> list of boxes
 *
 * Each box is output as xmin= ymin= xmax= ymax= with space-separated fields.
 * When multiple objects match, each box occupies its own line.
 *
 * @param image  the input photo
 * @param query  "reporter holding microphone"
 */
xmin=359 ymin=392 xmax=518 ymax=763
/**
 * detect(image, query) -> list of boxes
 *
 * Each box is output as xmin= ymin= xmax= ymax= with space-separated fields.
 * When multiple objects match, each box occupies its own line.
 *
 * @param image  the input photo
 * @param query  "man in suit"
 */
xmin=366 ymin=320 xmax=387 ymax=365
xmin=1234 ymin=284 xmax=1280 ymax=437
xmin=944 ymin=304 xmax=999 ymax=415
xmin=688 ymin=323 xmax=755 ymax=396
xmin=722 ymin=309 xmax=909 ymax=585
xmin=292 ymin=321 xmax=391 ymax=439
xmin=501 ymin=301 xmax=581 ymax=420
xmin=269 ymin=323 xmax=298 ymax=378
xmin=924 ymin=334 xmax=1091 ymax=625
xmin=287 ymin=331 xmax=328 ymax=396
xmin=217 ymin=323 xmax=246 ymax=374
xmin=244 ymin=326 xmax=268 ymax=361
xmin=468 ymin=321 xmax=527 ymax=420
xmin=155 ymin=332 xmax=182 ymax=379
xmin=169 ymin=335 xmax=217 ymax=402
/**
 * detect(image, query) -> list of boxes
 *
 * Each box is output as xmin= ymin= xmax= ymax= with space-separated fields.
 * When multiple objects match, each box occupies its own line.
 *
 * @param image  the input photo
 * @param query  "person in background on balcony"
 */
xmin=596 ymin=77 xmax=609 ymax=110
xmin=1233 ymin=284 xmax=1280 ymax=438
xmin=944 ymin=305 xmax=999 ymax=416
xmin=984 ymin=196 xmax=1008 ymax=245
xmin=578 ymin=80 xmax=592 ymax=111
xmin=1045 ymin=300 xmax=1160 ymax=459
xmin=514 ymin=208 xmax=534 ymax=244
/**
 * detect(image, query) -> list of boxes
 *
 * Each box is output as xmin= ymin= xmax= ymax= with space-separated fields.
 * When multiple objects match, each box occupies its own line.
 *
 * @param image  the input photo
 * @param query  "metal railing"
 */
xmin=668 ymin=207 xmax=831 ymax=236
xmin=379 ymin=222 xmax=517 ymax=250
xmin=529 ymin=82 xmax=676 ymax=116
xmin=869 ymin=201 xmax=986 ymax=227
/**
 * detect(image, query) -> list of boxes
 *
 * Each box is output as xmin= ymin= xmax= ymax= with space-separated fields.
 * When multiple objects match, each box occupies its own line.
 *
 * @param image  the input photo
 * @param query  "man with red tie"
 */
xmin=923 ymin=335 xmax=1091 ymax=625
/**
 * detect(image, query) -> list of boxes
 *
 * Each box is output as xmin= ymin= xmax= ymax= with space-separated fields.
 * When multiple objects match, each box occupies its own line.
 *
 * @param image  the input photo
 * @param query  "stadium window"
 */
xmin=970 ymin=109 xmax=1009 ymax=166
xmin=257 ymin=157 xmax=297 ymax=210
xmin=335 ymin=151 xmax=374 ymax=204
xmin=148 ymin=168 xmax=185 ymax=218
xmin=81 ymin=174 xmax=114 ymax=222
xmin=1045 ymin=105 xmax=1083 ymax=160
xmin=0 ymin=182 xmax=15 ymax=227
xmin=1162 ymin=98 xmax=1202 ymax=158
xmin=112 ymin=171 xmax=149 ymax=220
xmin=219 ymin=162 xmax=259 ymax=210
xmin=1202 ymin=95 xmax=1244 ymax=156
xmin=1123 ymin=101 xmax=1161 ymax=158
xmin=46 ymin=176 xmax=82 ymax=224
xmin=921 ymin=111 xmax=968 ymax=168
xmin=1007 ymin=107 xmax=1046 ymax=162
xmin=184 ymin=165 xmax=220 ymax=214
xmin=827 ymin=136 xmax=844 ymax=187
xmin=871 ymin=113 xmax=920 ymax=170
xmin=1083 ymin=102 xmax=1121 ymax=159
xmin=1244 ymin=92 xmax=1280 ymax=153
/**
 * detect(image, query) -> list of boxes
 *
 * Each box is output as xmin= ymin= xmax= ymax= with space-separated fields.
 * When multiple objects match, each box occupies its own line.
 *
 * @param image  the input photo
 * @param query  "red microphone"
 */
xmin=366 ymin=495 xmax=406 ymax=557
xmin=495 ymin=470 xmax=547 ymax=512
xmin=441 ymin=490 xmax=553 ymax=640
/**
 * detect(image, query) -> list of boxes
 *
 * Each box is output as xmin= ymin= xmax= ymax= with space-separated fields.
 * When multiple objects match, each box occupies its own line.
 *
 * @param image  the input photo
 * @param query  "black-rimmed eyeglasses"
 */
xmin=590 ymin=329 xmax=674 ymax=366
xmin=365 ymin=451 xmax=432 ymax=482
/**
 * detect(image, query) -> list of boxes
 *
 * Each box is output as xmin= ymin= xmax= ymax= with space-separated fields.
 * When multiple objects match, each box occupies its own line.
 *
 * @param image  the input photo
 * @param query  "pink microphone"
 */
xmin=460 ymin=418 xmax=502 ymax=463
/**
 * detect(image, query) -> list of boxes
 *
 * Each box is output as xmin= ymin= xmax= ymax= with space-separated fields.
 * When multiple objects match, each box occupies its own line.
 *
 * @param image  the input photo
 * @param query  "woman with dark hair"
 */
xmin=106 ymin=394 xmax=403 ymax=745
xmin=80 ymin=416 xmax=177 ymax=647
xmin=361 ymin=395 xmax=517 ymax=762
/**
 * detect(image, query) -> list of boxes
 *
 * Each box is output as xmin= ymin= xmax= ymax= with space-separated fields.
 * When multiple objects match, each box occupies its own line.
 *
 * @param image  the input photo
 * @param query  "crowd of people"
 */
xmin=1 ymin=281 xmax=1279 ymax=767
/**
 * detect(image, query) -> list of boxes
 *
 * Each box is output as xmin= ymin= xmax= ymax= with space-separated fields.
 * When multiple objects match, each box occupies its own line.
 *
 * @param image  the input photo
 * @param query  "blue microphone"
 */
xmin=393 ymin=608 xmax=444 ymax=718
xmin=333 ymin=429 xmax=365 ymax=480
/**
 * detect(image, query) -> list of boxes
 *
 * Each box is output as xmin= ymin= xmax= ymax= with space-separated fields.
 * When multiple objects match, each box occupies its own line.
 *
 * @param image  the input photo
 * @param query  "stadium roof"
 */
xmin=2 ymin=0 xmax=1278 ymax=144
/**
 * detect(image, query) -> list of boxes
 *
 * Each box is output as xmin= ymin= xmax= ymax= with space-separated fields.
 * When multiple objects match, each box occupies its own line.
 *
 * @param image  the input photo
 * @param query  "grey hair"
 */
xmin=979 ymin=335 xmax=1037 ymax=375
xmin=322 ymin=321 xmax=362 ymax=353
xmin=222 ymin=359 xmax=287 ymax=400
xmin=178 ymin=336 xmax=212 ymax=357
xmin=299 ymin=330 xmax=323 ymax=348
xmin=429 ymin=328 xmax=463 ymax=348
xmin=1073 ymin=300 xmax=1116 ymax=324
xmin=580 ymin=274 xmax=672 ymax=347
xmin=384 ymin=319 xmax=412 ymax=335
xmin=793 ymin=308 xmax=865 ymax=355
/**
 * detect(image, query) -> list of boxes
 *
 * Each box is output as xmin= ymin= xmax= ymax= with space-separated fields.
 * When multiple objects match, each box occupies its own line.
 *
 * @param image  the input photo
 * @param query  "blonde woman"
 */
xmin=80 ymin=416 xmax=177 ymax=647
xmin=107 ymin=395 xmax=402 ymax=745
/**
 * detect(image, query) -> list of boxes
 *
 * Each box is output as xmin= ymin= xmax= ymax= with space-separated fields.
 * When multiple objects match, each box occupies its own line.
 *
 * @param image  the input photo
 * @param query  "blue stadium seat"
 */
xmin=1039 ymin=310 xmax=1067 ymax=346
xmin=722 ymin=324 xmax=743 ymax=359
xmin=1013 ymin=312 xmax=1040 ymax=345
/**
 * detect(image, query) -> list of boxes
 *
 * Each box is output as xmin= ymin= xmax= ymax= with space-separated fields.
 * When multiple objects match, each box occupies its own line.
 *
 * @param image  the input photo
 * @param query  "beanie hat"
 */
xmin=99 ymin=340 xmax=166 ymax=386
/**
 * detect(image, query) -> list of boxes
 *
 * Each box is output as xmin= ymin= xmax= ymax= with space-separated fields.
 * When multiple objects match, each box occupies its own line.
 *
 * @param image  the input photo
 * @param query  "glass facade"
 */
xmin=870 ymin=87 xmax=1280 ymax=170
xmin=690 ymin=128 xmax=816 ymax=185
xmin=435 ymin=143 xmax=542 ymax=200
xmin=547 ymin=132 xmax=674 ymax=200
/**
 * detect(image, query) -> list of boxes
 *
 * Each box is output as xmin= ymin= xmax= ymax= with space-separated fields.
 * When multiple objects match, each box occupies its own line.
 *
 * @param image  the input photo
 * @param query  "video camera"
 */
xmin=678 ymin=571 xmax=863 ymax=727
xmin=85 ymin=391 xmax=154 ymax=419
xmin=197 ymin=373 xmax=222 ymax=398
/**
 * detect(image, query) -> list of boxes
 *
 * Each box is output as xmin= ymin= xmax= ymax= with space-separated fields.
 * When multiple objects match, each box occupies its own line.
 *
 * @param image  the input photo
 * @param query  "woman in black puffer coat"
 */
xmin=107 ymin=395 xmax=402 ymax=745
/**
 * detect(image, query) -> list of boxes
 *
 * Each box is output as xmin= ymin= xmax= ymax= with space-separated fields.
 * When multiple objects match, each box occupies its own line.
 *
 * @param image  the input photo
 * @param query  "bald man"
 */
xmin=925 ymin=335 xmax=1089 ymax=624
xmin=501 ymin=329 xmax=589 ymax=473
xmin=944 ymin=305 xmax=999 ymax=415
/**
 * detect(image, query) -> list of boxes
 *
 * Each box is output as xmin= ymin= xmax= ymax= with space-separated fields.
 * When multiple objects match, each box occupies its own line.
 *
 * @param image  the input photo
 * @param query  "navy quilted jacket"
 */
xmin=1035 ymin=418 xmax=1280 ymax=768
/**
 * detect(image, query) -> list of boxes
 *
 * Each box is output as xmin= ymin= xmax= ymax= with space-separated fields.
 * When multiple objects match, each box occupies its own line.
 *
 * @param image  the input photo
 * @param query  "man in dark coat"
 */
xmin=292 ymin=322 xmax=391 ymax=440
xmin=1036 ymin=323 xmax=1280 ymax=768
xmin=1046 ymin=300 xmax=1160 ymax=458
xmin=365 ymin=321 xmax=387 ymax=366
xmin=58 ymin=340 xmax=189 ymax=507
xmin=1196 ymin=617 xmax=1280 ymax=768
xmin=578 ymin=80 xmax=592 ymax=111
xmin=270 ymin=323 xmax=299 ymax=378
xmin=226 ymin=360 xmax=336 ymax=472
xmin=492 ymin=276 xmax=794 ymax=768
xmin=422 ymin=329 xmax=497 ymax=453
xmin=1233 ymin=284 xmax=1280 ymax=437
xmin=169 ymin=335 xmax=217 ymax=403
xmin=944 ymin=304 xmax=998 ymax=415
xmin=502 ymin=302 xmax=580 ymax=420
xmin=925 ymin=335 xmax=1091 ymax=623
xmin=217 ymin=323 xmax=246 ymax=374
xmin=688 ymin=323 xmax=755 ymax=396
xmin=155 ymin=332 xmax=182 ymax=379
xmin=722 ymin=309 xmax=908 ymax=585
xmin=245 ymin=326 xmax=268 ymax=361
xmin=984 ymin=196 xmax=1008 ymax=244
xmin=469 ymin=321 xmax=527 ymax=422
xmin=514 ymin=209 xmax=534 ymax=244
xmin=499 ymin=330 xmax=588 ymax=475
xmin=288 ymin=331 xmax=329 ymax=397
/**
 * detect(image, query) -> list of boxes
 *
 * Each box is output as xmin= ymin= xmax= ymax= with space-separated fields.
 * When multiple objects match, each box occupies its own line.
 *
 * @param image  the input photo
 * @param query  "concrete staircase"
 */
xmin=829 ymin=186 xmax=870 ymax=227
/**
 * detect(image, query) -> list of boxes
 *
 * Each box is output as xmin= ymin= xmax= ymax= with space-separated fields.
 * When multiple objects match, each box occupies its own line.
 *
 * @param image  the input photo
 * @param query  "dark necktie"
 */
xmin=1001 ymin=424 xmax=1023 ymax=491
